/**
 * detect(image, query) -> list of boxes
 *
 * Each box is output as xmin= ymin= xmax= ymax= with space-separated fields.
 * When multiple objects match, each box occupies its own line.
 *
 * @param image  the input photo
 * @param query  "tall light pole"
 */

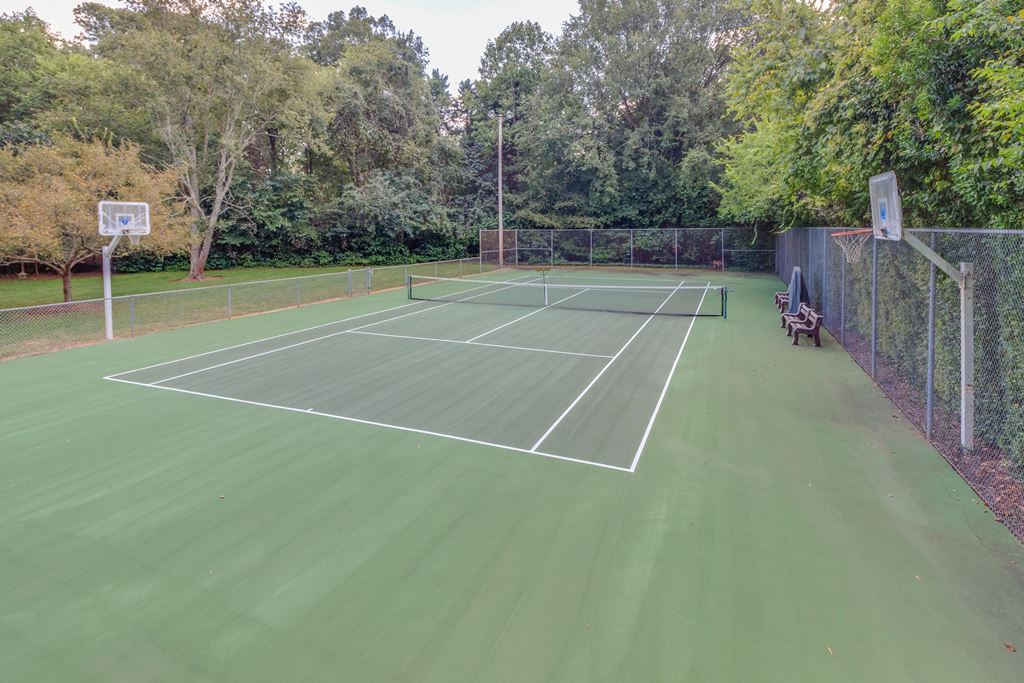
xmin=497 ymin=112 xmax=504 ymax=268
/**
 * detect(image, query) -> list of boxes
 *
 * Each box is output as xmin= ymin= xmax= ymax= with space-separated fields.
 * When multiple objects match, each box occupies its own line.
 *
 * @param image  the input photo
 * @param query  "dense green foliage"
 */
xmin=717 ymin=0 xmax=1024 ymax=229
xmin=0 ymin=0 xmax=1020 ymax=281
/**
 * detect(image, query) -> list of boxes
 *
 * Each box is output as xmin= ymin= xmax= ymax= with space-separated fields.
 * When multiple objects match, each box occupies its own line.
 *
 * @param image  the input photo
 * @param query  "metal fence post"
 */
xmin=871 ymin=238 xmax=878 ymax=377
xmin=629 ymin=230 xmax=634 ymax=268
xmin=347 ymin=270 xmax=353 ymax=297
xmin=840 ymin=250 xmax=846 ymax=346
xmin=926 ymin=233 xmax=937 ymax=439
xmin=366 ymin=268 xmax=372 ymax=292
xmin=227 ymin=286 xmax=233 ymax=318
xmin=821 ymin=229 xmax=828 ymax=313
xmin=459 ymin=259 xmax=463 ymax=276
xmin=589 ymin=230 xmax=593 ymax=266
xmin=405 ymin=264 xmax=409 ymax=282
xmin=675 ymin=229 xmax=679 ymax=270
xmin=295 ymin=279 xmax=301 ymax=306
xmin=550 ymin=230 xmax=554 ymax=266
xmin=960 ymin=262 xmax=975 ymax=450
xmin=721 ymin=228 xmax=726 ymax=270
xmin=434 ymin=262 xmax=438 ymax=277
xmin=128 ymin=297 xmax=136 ymax=337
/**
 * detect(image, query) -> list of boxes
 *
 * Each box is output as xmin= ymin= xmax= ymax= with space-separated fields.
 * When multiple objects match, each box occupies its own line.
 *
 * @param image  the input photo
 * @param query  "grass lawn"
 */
xmin=0 ymin=264 xmax=376 ymax=309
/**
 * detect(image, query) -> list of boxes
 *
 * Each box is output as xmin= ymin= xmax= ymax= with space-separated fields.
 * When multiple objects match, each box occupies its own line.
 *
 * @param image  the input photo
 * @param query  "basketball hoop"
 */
xmin=831 ymin=228 xmax=874 ymax=264
xmin=128 ymin=234 xmax=142 ymax=247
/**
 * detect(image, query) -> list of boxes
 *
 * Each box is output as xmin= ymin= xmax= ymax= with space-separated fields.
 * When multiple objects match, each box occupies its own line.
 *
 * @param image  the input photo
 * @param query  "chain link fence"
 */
xmin=0 ymin=257 xmax=490 ymax=361
xmin=480 ymin=228 xmax=775 ymax=272
xmin=777 ymin=227 xmax=1024 ymax=542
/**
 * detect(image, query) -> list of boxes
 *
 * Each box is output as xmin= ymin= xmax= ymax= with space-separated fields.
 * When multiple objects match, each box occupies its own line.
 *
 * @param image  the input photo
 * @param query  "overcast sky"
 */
xmin=3 ymin=0 xmax=579 ymax=86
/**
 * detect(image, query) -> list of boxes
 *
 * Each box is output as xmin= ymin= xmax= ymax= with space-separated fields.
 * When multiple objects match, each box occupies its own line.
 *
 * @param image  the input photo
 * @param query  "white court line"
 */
xmin=106 ymin=272 xmax=542 ymax=379
xmin=104 ymin=377 xmax=632 ymax=473
xmin=348 ymin=329 xmax=612 ymax=359
xmin=112 ymin=274 xmax=544 ymax=385
xmin=529 ymin=280 xmax=687 ymax=452
xmin=465 ymin=288 xmax=589 ymax=343
xmin=628 ymin=283 xmax=711 ymax=472
xmin=146 ymin=302 xmax=455 ymax=385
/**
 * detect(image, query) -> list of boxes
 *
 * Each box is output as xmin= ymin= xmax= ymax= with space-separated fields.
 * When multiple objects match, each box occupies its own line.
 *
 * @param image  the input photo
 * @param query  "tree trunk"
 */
xmin=61 ymin=268 xmax=73 ymax=302
xmin=267 ymin=129 xmax=279 ymax=175
xmin=188 ymin=218 xmax=218 ymax=280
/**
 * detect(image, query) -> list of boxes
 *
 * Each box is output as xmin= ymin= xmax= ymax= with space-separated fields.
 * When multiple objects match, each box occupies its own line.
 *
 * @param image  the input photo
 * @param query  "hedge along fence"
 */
xmin=777 ymin=227 xmax=1024 ymax=542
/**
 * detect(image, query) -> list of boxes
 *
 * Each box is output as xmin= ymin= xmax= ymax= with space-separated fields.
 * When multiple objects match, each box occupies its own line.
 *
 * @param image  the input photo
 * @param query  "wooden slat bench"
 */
xmin=781 ymin=302 xmax=810 ymax=330
xmin=789 ymin=309 xmax=823 ymax=346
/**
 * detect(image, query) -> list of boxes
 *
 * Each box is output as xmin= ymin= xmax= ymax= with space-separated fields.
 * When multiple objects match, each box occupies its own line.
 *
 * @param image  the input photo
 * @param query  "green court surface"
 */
xmin=1 ymin=269 xmax=1021 ymax=681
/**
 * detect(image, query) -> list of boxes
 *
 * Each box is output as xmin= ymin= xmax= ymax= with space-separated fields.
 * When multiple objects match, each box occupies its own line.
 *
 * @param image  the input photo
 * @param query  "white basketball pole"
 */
xmin=102 ymin=234 xmax=122 ymax=341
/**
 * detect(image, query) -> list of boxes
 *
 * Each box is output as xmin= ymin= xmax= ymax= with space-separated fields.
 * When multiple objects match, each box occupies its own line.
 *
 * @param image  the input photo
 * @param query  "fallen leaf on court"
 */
xmin=914 ymin=576 xmax=922 ymax=581
xmin=826 ymin=646 xmax=834 ymax=656
xmin=1005 ymin=642 xmax=1016 ymax=653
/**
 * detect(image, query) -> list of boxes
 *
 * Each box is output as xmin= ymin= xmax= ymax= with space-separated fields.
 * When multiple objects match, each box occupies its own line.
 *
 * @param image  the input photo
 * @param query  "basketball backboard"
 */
xmin=869 ymin=172 xmax=902 ymax=241
xmin=98 ymin=201 xmax=150 ymax=237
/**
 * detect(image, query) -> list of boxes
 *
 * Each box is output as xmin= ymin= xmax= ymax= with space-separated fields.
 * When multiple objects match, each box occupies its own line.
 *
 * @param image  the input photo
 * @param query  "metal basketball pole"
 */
xmin=902 ymin=231 xmax=974 ymax=449
xmin=497 ymin=113 xmax=504 ymax=269
xmin=102 ymin=235 xmax=122 ymax=341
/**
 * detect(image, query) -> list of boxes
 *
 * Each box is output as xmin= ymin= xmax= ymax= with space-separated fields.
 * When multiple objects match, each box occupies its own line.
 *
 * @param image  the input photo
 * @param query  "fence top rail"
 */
xmin=480 ymin=227 xmax=761 ymax=231
xmin=0 ymin=256 xmax=480 ymax=315
xmin=792 ymin=226 xmax=1024 ymax=236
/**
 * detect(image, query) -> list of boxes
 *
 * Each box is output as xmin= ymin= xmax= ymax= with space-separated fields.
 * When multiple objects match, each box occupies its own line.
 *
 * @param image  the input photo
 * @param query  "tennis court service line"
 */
xmin=104 ymin=376 xmax=633 ymax=473
xmin=628 ymin=282 xmax=711 ymax=472
xmin=105 ymin=272 xmax=543 ymax=384
xmin=464 ymin=288 xmax=589 ymax=343
xmin=347 ymin=329 xmax=612 ymax=359
xmin=529 ymin=280 xmax=687 ymax=452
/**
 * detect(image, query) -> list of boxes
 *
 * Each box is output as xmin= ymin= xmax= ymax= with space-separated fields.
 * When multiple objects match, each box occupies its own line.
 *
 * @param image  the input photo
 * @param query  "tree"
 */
xmin=77 ymin=0 xmax=318 ymax=279
xmin=519 ymin=0 xmax=743 ymax=228
xmin=0 ymin=137 xmax=188 ymax=300
xmin=460 ymin=21 xmax=552 ymax=228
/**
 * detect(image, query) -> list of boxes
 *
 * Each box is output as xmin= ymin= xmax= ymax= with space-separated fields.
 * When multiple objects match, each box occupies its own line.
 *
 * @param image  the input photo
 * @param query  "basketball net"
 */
xmin=831 ymin=229 xmax=873 ymax=264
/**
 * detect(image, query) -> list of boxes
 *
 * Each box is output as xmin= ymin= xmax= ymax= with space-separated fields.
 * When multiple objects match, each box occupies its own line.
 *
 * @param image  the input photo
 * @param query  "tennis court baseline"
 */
xmin=105 ymin=271 xmax=724 ymax=470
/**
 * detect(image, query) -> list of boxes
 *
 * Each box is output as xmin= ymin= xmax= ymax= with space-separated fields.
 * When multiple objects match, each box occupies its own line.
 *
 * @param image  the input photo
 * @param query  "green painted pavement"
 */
xmin=1 ymin=271 xmax=1021 ymax=681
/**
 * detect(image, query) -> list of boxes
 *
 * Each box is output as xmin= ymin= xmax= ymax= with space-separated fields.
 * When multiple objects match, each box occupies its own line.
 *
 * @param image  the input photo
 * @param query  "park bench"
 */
xmin=788 ymin=309 xmax=823 ymax=346
xmin=774 ymin=291 xmax=789 ymax=311
xmin=781 ymin=302 xmax=810 ymax=329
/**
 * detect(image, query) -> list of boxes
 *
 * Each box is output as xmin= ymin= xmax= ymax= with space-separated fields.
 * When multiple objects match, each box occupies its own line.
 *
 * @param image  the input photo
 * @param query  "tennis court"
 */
xmin=104 ymin=271 xmax=725 ymax=472
xmin=2 ymin=267 xmax=1022 ymax=681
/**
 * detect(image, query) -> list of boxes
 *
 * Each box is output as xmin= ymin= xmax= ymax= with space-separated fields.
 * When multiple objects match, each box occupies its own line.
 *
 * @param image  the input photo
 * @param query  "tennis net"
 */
xmin=407 ymin=275 xmax=727 ymax=317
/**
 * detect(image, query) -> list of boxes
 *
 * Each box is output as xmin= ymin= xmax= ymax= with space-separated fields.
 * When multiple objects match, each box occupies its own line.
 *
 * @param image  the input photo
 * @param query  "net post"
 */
xmin=406 ymin=275 xmax=412 ymax=299
xmin=723 ymin=287 xmax=728 ymax=319
xmin=960 ymin=261 xmax=974 ymax=450
xmin=366 ymin=268 xmax=372 ymax=292
xmin=227 ymin=285 xmax=233 ymax=318
xmin=543 ymin=271 xmax=548 ymax=306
